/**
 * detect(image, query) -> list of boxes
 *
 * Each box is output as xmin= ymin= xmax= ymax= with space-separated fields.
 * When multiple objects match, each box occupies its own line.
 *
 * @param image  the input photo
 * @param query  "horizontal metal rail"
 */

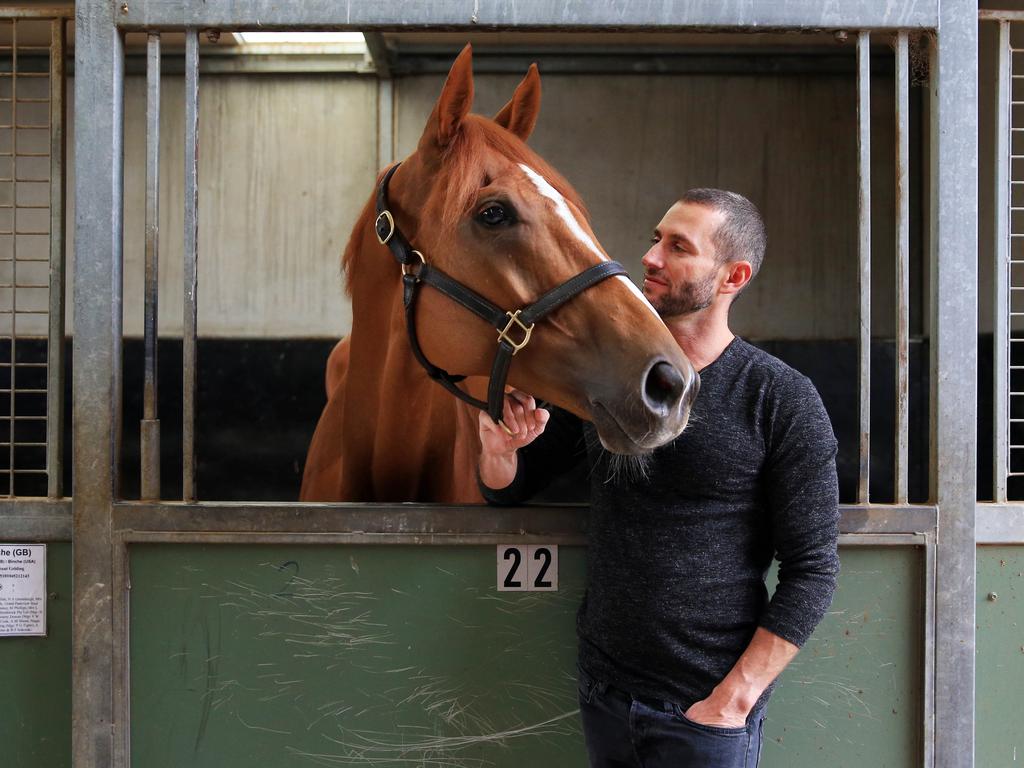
xmin=116 ymin=529 xmax=929 ymax=546
xmin=116 ymin=0 xmax=939 ymax=30
xmin=976 ymin=503 xmax=1024 ymax=543
xmin=0 ymin=498 xmax=71 ymax=539
xmin=0 ymin=8 xmax=72 ymax=19
xmin=981 ymin=9 xmax=1024 ymax=22
xmin=111 ymin=502 xmax=938 ymax=538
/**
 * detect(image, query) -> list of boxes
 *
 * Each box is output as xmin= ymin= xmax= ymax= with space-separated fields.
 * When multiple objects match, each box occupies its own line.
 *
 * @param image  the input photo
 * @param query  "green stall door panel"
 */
xmin=131 ymin=545 xmax=922 ymax=768
xmin=977 ymin=546 xmax=1024 ymax=768
xmin=0 ymin=541 xmax=72 ymax=768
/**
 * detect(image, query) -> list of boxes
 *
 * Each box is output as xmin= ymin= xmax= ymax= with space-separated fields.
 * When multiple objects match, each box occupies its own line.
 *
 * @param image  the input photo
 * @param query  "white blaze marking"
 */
xmin=519 ymin=164 xmax=605 ymax=261
xmin=518 ymin=163 xmax=664 ymax=324
xmin=617 ymin=275 xmax=663 ymax=323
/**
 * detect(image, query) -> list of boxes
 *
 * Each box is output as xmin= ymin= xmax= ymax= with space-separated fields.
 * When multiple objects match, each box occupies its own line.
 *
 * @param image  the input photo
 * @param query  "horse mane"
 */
xmin=341 ymin=115 xmax=588 ymax=296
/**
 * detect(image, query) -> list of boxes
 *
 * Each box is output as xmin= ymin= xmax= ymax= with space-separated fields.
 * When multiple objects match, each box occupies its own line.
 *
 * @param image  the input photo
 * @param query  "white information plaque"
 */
xmin=0 ymin=543 xmax=47 ymax=637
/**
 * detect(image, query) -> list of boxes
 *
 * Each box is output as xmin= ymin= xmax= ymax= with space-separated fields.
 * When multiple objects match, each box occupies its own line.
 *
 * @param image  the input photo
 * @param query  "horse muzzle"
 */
xmin=589 ymin=358 xmax=698 ymax=454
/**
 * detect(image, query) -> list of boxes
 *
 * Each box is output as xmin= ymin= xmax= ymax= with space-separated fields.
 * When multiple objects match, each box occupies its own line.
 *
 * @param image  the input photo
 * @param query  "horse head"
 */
xmin=352 ymin=45 xmax=698 ymax=456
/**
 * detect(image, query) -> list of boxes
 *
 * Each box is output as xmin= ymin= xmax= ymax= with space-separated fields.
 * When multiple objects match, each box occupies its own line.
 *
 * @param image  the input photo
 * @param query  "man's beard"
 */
xmin=646 ymin=269 xmax=717 ymax=318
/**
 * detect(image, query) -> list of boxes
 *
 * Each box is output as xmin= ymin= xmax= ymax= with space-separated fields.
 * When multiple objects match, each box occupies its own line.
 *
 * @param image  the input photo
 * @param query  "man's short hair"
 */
xmin=680 ymin=188 xmax=766 ymax=278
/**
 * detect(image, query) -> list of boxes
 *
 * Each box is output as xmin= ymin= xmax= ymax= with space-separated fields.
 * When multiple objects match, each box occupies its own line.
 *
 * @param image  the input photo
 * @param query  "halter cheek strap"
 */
xmin=375 ymin=162 xmax=629 ymax=427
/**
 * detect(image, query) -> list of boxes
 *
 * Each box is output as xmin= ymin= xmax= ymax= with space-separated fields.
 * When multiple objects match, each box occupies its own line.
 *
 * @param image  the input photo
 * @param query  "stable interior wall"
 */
xmin=397 ymin=71 xmax=906 ymax=342
xmin=59 ymin=63 xmax=931 ymax=502
xmin=62 ymin=66 xmax=907 ymax=341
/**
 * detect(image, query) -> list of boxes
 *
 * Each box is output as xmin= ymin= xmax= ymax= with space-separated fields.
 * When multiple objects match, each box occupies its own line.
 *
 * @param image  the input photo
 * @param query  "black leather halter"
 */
xmin=374 ymin=162 xmax=629 ymax=428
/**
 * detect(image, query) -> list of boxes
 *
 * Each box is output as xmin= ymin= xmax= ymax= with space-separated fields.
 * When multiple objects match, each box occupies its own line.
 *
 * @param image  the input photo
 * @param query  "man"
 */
xmin=477 ymin=190 xmax=840 ymax=768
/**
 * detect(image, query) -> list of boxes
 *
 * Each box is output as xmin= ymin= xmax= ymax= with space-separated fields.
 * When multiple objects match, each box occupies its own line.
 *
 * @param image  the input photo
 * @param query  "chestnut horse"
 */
xmin=301 ymin=46 xmax=697 ymax=503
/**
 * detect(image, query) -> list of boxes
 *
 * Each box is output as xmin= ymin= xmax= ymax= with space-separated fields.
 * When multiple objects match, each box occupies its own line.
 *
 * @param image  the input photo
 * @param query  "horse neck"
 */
xmin=342 ymin=216 xmax=482 ymax=502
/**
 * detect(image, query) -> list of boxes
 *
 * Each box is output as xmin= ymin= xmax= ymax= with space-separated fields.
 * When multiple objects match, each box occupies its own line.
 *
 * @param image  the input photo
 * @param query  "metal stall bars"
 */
xmin=979 ymin=9 xmax=1024 ymax=542
xmin=856 ymin=30 xmax=872 ymax=505
xmin=139 ymin=32 xmax=160 ymax=501
xmin=71 ymin=2 xmax=978 ymax=767
xmin=0 ymin=8 xmax=70 ymax=538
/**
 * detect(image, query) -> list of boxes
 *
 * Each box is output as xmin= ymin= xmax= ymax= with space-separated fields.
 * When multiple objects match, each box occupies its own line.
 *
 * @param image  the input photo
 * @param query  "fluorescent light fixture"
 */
xmin=236 ymin=32 xmax=366 ymax=45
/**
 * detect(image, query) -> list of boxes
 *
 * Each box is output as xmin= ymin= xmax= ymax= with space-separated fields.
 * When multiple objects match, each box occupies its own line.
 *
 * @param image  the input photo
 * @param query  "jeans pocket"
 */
xmin=673 ymin=704 xmax=748 ymax=737
xmin=576 ymin=664 xmax=599 ymax=704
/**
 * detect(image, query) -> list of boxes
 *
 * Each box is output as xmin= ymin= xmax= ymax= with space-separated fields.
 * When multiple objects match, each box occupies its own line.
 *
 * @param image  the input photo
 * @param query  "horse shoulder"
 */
xmin=299 ymin=338 xmax=351 ymax=501
xmin=447 ymin=397 xmax=486 ymax=503
xmin=325 ymin=337 xmax=351 ymax=398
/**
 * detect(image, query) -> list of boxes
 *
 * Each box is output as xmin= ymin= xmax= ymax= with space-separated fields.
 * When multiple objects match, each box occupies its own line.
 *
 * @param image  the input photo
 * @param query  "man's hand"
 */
xmin=478 ymin=390 xmax=549 ymax=490
xmin=683 ymin=627 xmax=800 ymax=729
xmin=682 ymin=689 xmax=752 ymax=729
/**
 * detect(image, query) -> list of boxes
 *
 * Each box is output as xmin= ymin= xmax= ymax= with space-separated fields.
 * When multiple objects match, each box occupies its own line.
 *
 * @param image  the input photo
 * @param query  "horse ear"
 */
xmin=421 ymin=44 xmax=475 ymax=151
xmin=494 ymin=63 xmax=541 ymax=141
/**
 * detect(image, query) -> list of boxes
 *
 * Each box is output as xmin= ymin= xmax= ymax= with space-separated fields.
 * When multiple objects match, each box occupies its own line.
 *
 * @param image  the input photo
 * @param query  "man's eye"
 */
xmin=478 ymin=204 xmax=511 ymax=226
xmin=650 ymin=236 xmax=660 ymax=244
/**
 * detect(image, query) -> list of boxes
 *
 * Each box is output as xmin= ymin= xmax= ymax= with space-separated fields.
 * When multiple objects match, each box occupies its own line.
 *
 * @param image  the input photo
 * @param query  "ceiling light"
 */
xmin=236 ymin=32 xmax=366 ymax=45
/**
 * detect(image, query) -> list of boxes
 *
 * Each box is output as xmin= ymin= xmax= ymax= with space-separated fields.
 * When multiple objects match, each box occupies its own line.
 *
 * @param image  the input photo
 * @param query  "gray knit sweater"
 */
xmin=481 ymin=337 xmax=840 ymax=712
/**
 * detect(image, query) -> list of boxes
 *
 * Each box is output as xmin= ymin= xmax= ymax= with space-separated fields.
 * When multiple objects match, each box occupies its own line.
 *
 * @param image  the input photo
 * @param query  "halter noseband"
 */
xmin=374 ymin=162 xmax=629 ymax=429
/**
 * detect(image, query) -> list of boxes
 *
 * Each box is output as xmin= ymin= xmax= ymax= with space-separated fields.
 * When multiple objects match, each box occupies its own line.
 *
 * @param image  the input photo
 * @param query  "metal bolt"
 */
xmin=987 ymin=592 xmax=998 ymax=602
xmin=834 ymin=30 xmax=849 ymax=43
xmin=206 ymin=29 xmax=221 ymax=44
xmin=120 ymin=3 xmax=128 ymax=13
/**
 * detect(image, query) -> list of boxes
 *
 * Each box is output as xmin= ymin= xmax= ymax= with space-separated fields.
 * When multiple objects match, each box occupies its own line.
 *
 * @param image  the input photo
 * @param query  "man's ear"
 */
xmin=721 ymin=261 xmax=754 ymax=295
xmin=418 ymin=44 xmax=475 ymax=153
xmin=493 ymin=63 xmax=541 ymax=142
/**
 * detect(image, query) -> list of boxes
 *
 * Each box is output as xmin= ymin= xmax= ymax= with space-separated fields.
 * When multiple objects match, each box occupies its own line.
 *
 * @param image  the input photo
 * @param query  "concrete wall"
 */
xmin=65 ymin=74 xmax=378 ymax=339
xmin=397 ymin=71 xmax=904 ymax=342
xmin=58 ymin=65 xmax=909 ymax=340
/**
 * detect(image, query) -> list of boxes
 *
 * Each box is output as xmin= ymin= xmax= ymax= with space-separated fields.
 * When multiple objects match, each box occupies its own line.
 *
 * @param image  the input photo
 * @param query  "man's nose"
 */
xmin=641 ymin=246 xmax=661 ymax=270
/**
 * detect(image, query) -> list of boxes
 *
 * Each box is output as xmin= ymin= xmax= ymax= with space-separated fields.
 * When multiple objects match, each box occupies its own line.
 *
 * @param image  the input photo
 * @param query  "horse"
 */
xmin=301 ymin=45 xmax=698 ymax=503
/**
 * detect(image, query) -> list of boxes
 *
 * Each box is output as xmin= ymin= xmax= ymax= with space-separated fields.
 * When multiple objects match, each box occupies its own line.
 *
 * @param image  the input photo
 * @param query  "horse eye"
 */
xmin=478 ymin=204 xmax=511 ymax=227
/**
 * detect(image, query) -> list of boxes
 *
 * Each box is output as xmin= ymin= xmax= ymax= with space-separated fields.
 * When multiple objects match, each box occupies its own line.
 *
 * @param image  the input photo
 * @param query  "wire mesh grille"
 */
xmin=0 ymin=18 xmax=54 ymax=497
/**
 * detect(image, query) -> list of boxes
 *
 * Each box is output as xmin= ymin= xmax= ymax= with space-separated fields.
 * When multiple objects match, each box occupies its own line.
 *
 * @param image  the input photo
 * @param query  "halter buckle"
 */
xmin=401 ymin=250 xmax=426 ymax=277
xmin=498 ymin=310 xmax=535 ymax=355
xmin=375 ymin=210 xmax=396 ymax=245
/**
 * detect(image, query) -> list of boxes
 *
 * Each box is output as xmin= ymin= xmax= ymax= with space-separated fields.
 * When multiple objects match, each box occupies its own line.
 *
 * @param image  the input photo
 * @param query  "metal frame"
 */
xmin=0 ymin=7 xmax=70 ymax=541
xmin=980 ymin=12 xmax=1024 ymax=546
xmin=983 ymin=10 xmax=1024 ymax=542
xmin=929 ymin=7 xmax=977 ymax=768
xmin=70 ymin=1 xmax=979 ymax=767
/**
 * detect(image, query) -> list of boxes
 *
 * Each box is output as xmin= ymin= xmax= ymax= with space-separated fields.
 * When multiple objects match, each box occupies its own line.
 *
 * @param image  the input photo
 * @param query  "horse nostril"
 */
xmin=644 ymin=361 xmax=686 ymax=411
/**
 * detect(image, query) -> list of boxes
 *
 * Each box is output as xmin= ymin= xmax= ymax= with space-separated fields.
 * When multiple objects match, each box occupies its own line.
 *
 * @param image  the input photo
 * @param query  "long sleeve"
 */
xmin=758 ymin=374 xmax=840 ymax=648
xmin=479 ymin=406 xmax=587 ymax=505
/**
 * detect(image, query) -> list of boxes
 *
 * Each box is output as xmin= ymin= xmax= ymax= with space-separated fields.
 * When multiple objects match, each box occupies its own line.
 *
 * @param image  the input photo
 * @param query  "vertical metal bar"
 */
xmin=7 ymin=19 xmax=15 ymax=496
xmin=895 ymin=32 xmax=910 ymax=505
xmin=995 ymin=21 xmax=1011 ymax=503
xmin=141 ymin=32 xmax=161 ymax=501
xmin=922 ymin=534 xmax=936 ymax=768
xmin=111 ymin=533 xmax=130 ymax=768
xmin=183 ymin=30 xmax=198 ymax=502
xmin=929 ymin=5 xmax=978 ymax=766
xmin=9 ymin=19 xmax=16 ymax=499
xmin=377 ymin=77 xmax=394 ymax=168
xmin=857 ymin=31 xmax=871 ymax=504
xmin=72 ymin=0 xmax=124 ymax=764
xmin=46 ymin=17 xmax=66 ymax=500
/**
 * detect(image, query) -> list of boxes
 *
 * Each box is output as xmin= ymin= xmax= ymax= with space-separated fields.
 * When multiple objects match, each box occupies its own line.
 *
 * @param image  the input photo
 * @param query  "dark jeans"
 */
xmin=577 ymin=665 xmax=765 ymax=768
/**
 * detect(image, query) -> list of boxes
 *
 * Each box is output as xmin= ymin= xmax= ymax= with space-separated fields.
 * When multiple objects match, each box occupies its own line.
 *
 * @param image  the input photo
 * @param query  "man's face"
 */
xmin=641 ymin=202 xmax=726 ymax=318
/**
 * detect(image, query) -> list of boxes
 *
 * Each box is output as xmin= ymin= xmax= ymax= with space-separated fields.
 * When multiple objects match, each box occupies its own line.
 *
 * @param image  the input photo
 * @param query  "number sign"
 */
xmin=496 ymin=545 xmax=558 ymax=592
